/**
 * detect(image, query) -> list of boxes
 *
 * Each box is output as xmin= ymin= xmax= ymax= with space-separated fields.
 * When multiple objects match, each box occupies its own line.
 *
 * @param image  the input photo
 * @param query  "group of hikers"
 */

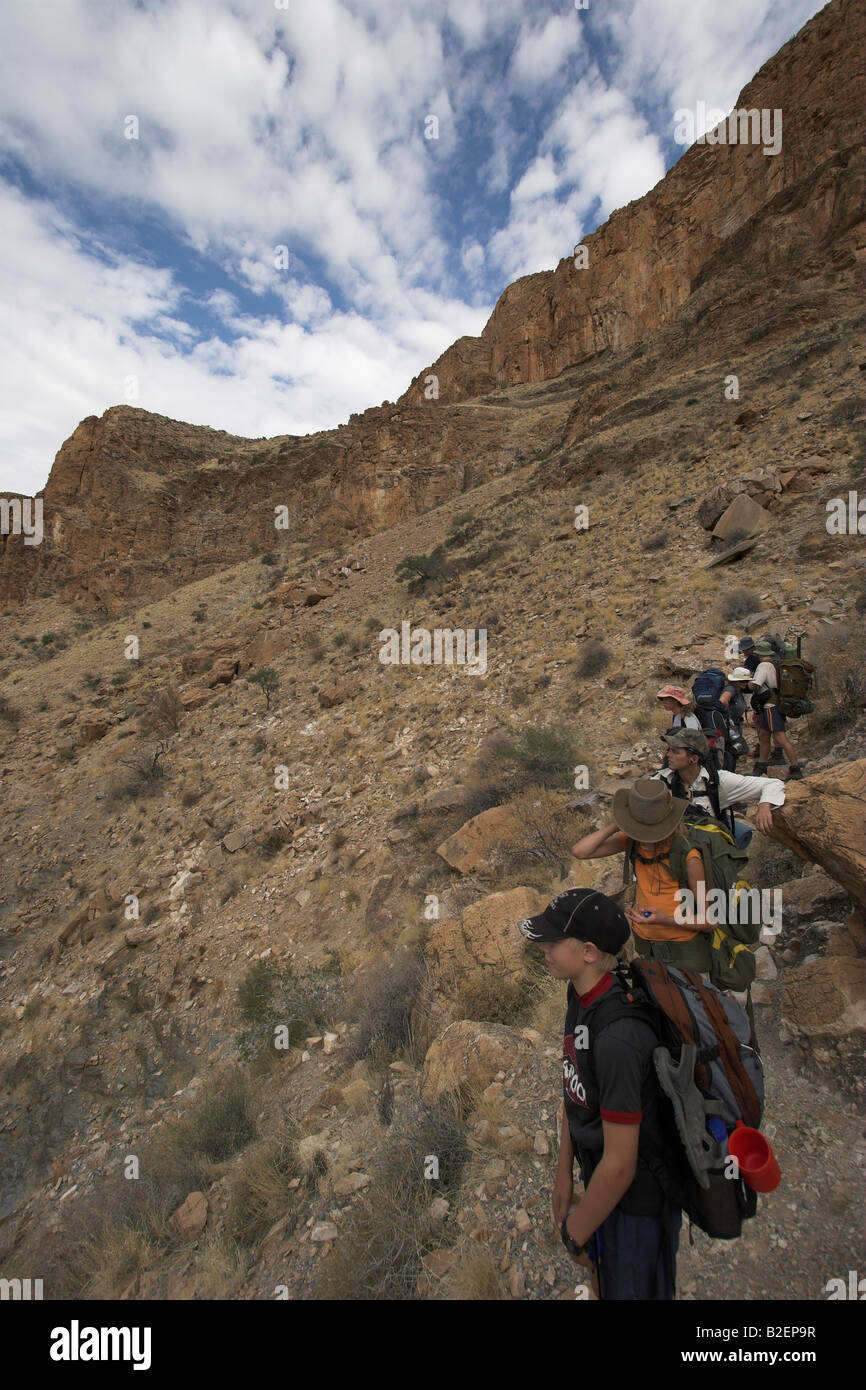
xmin=516 ymin=632 xmax=815 ymax=1301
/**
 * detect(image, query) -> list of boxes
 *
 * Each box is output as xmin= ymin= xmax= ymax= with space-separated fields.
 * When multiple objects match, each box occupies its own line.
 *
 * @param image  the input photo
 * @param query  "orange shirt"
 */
xmin=632 ymin=846 xmax=702 ymax=942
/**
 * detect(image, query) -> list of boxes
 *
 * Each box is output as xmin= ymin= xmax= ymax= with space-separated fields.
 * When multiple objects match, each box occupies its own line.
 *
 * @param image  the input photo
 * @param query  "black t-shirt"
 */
xmin=562 ymin=972 xmax=667 ymax=1216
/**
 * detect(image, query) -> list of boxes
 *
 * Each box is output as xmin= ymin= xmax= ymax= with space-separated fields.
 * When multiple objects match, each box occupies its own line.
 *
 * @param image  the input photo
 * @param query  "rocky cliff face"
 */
xmin=399 ymin=0 xmax=864 ymax=404
xmin=0 ymin=401 xmax=526 ymax=610
xmin=0 ymin=0 xmax=862 ymax=612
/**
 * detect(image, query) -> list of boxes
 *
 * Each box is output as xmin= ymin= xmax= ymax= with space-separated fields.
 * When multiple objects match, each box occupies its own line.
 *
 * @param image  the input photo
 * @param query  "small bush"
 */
xmin=828 ymin=398 xmax=865 ymax=426
xmin=34 ymin=1067 xmax=257 ymax=1298
xmin=107 ymin=742 xmax=169 ymax=805
xmin=492 ymin=786 xmax=587 ymax=880
xmin=717 ymin=588 xmax=760 ymax=623
xmin=395 ymin=548 xmax=447 ymax=588
xmin=641 ymin=530 xmax=668 ymax=553
xmin=314 ymin=1093 xmax=468 ymax=1300
xmin=574 ymin=640 xmax=610 ymax=678
xmin=346 ymin=948 xmax=428 ymax=1064
xmin=247 ymin=667 xmax=279 ymax=710
xmin=222 ymin=1127 xmax=301 ymax=1248
xmin=488 ymin=722 xmax=580 ymax=791
xmin=451 ymin=968 xmax=539 ymax=1027
xmin=143 ymin=685 xmax=182 ymax=734
xmin=171 ymin=1069 xmax=257 ymax=1164
xmin=0 ymin=694 xmax=19 ymax=727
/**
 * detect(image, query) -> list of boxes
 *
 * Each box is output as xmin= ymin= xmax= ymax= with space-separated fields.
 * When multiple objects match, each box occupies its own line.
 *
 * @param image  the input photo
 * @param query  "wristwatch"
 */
xmin=561 ymin=1216 xmax=590 ymax=1258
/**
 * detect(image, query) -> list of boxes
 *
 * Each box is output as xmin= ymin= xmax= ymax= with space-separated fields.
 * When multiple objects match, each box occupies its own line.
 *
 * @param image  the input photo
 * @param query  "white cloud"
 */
xmin=510 ymin=13 xmax=583 ymax=89
xmin=0 ymin=0 xmax=829 ymax=494
xmin=0 ymin=183 xmax=488 ymax=493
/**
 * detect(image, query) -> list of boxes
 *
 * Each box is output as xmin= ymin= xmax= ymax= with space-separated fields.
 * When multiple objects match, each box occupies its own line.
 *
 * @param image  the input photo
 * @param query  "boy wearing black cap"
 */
xmin=519 ymin=888 xmax=680 ymax=1300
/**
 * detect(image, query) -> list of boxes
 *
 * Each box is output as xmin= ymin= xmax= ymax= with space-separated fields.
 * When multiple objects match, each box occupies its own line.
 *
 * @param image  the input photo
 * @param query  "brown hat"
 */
xmin=612 ymin=776 xmax=688 ymax=842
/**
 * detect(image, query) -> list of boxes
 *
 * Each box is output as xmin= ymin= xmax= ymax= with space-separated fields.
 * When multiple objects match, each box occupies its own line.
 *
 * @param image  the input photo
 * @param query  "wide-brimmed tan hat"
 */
xmin=612 ymin=776 xmax=689 ymax=842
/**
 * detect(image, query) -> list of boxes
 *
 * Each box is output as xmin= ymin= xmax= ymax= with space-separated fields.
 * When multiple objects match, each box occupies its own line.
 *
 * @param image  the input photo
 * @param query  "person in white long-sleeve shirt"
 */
xmin=653 ymin=728 xmax=785 ymax=850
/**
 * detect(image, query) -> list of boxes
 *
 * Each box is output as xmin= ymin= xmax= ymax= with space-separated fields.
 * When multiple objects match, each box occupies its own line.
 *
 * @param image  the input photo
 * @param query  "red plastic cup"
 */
xmin=728 ymin=1120 xmax=781 ymax=1193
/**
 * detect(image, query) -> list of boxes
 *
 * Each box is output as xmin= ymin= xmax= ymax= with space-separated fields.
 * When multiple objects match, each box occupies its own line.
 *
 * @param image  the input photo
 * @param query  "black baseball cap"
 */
xmin=518 ymin=888 xmax=629 ymax=953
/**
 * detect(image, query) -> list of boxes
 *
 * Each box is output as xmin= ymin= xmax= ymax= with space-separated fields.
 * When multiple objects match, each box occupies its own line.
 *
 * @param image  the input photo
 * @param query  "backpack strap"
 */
xmin=681 ymin=969 xmax=762 ymax=1128
xmin=622 ymin=837 xmax=637 ymax=895
xmin=633 ymin=959 xmax=698 ymax=1050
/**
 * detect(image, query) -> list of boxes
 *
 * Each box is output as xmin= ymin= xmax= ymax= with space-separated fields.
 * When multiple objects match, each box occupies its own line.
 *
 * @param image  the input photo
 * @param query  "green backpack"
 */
xmin=623 ymin=808 xmax=759 ymax=992
xmin=761 ymin=632 xmax=815 ymax=718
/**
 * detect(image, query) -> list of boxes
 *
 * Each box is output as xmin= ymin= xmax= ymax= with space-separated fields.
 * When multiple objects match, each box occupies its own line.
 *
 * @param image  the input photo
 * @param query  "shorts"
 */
xmin=759 ymin=706 xmax=786 ymax=733
xmin=589 ymin=1204 xmax=682 ymax=1300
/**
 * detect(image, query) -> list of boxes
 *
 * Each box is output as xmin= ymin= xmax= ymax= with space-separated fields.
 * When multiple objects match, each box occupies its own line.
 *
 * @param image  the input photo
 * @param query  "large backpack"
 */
xmin=590 ymin=960 xmax=764 ymax=1240
xmin=760 ymin=632 xmax=815 ymax=718
xmin=623 ymin=808 xmax=759 ymax=990
xmin=690 ymin=669 xmax=731 ymax=761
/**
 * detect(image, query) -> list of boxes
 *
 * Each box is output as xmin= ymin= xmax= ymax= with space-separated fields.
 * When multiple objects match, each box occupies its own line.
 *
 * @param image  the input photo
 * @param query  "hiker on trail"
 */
xmin=721 ymin=668 xmax=751 ymax=735
xmin=653 ymin=729 xmax=785 ymax=850
xmin=519 ymin=887 xmax=682 ymax=1300
xmin=655 ymin=686 xmax=701 ymax=731
xmin=719 ymin=668 xmax=751 ymax=763
xmin=571 ymin=780 xmax=715 ymax=977
xmin=749 ymin=641 xmax=803 ymax=778
xmin=738 ymin=636 xmax=760 ymax=675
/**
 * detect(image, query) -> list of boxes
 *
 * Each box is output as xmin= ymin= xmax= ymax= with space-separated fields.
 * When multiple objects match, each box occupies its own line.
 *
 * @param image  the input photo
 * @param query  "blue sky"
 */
xmin=0 ymin=0 xmax=825 ymax=494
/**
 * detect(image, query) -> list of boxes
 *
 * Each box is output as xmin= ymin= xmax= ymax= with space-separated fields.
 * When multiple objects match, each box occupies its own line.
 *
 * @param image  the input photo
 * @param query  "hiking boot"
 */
xmin=787 ymin=764 xmax=804 ymax=779
xmin=753 ymin=761 xmax=768 ymax=775
xmin=768 ymin=749 xmax=786 ymax=765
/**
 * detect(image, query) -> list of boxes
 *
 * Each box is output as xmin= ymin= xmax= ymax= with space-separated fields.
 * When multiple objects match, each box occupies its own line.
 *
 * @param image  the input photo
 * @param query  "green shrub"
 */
xmin=395 ymin=548 xmax=447 ymax=588
xmin=490 ymin=722 xmax=579 ymax=790
xmin=247 ymin=667 xmax=279 ymax=710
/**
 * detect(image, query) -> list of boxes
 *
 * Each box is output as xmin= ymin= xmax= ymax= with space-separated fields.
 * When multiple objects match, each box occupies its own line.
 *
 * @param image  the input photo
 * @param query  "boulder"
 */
xmin=304 ymin=582 xmax=334 ymax=606
xmin=241 ymin=630 xmax=291 ymax=671
xmin=318 ymin=677 xmax=360 ymax=709
xmin=781 ymin=957 xmax=866 ymax=1039
xmin=767 ymin=760 xmax=866 ymax=908
xmin=222 ymin=827 xmax=251 ymax=854
xmin=179 ymin=687 xmax=213 ymax=711
xmin=205 ymin=656 xmax=240 ymax=687
xmin=704 ymin=538 xmax=757 ymax=568
xmin=420 ymin=1020 xmax=524 ymax=1104
xmin=267 ymin=580 xmax=306 ymax=608
xmin=779 ymin=871 xmax=850 ymax=927
xmin=77 ymin=718 xmax=112 ymax=745
xmin=436 ymin=804 xmax=521 ymax=873
xmin=181 ymin=640 xmax=238 ymax=677
xmin=124 ymin=925 xmax=159 ymax=947
xmin=420 ymin=784 xmax=478 ymax=813
xmin=171 ymin=1191 xmax=208 ymax=1240
xmin=711 ymin=493 xmax=772 ymax=542
xmin=426 ymin=886 xmax=546 ymax=996
xmin=697 ymin=488 xmax=733 ymax=531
